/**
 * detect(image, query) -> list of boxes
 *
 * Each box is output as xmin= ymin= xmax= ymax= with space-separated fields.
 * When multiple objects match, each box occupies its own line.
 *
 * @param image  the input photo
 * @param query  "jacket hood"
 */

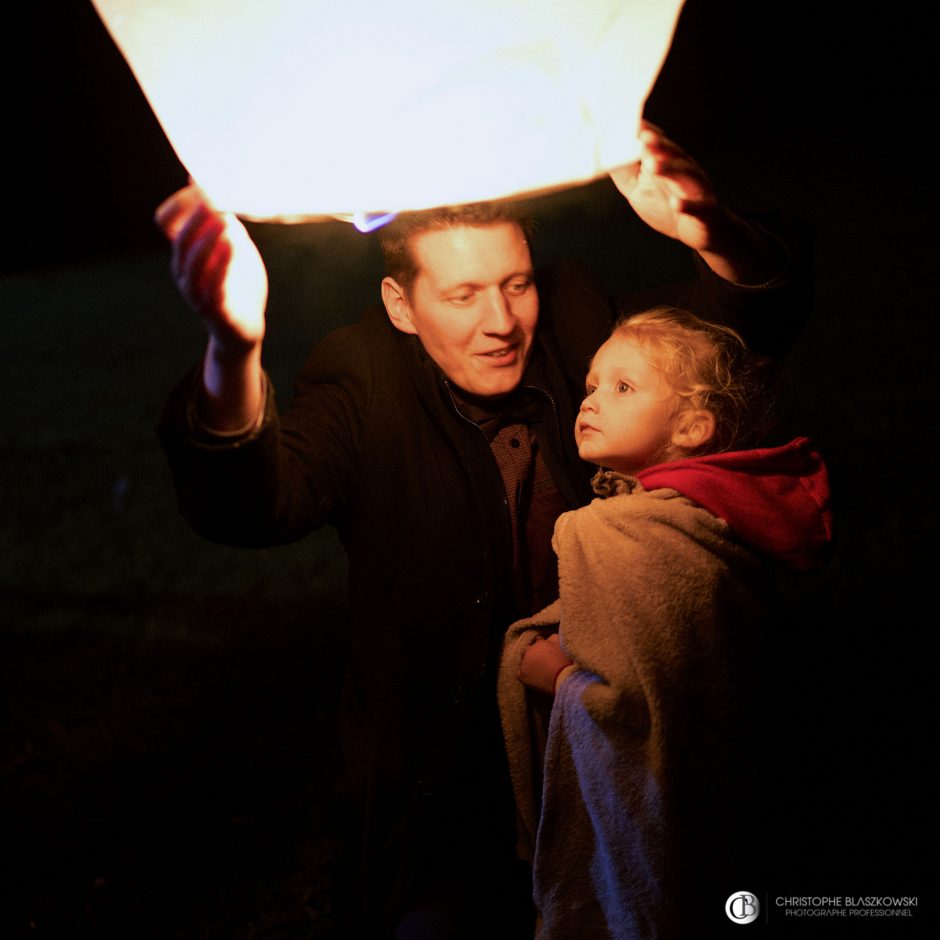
xmin=633 ymin=436 xmax=833 ymax=571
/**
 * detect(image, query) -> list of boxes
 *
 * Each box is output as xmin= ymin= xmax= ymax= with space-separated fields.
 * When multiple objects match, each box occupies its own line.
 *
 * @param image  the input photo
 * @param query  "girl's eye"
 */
xmin=584 ymin=385 xmax=596 ymax=396
xmin=617 ymin=382 xmax=631 ymax=393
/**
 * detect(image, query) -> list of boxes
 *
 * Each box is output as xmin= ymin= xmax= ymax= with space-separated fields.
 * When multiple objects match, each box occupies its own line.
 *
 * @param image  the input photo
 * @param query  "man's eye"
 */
xmin=449 ymin=292 xmax=475 ymax=306
xmin=505 ymin=279 xmax=531 ymax=295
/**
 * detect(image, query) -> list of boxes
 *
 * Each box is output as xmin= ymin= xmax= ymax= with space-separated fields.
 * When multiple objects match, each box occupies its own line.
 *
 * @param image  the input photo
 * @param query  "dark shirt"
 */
xmin=451 ymin=387 xmax=571 ymax=616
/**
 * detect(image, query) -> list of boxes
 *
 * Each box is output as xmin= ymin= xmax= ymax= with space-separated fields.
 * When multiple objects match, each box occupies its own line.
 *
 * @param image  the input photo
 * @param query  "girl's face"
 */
xmin=575 ymin=333 xmax=683 ymax=474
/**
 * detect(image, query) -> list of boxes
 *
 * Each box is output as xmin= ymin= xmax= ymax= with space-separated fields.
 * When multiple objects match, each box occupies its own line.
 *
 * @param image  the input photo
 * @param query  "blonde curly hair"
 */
xmin=612 ymin=307 xmax=774 ymax=454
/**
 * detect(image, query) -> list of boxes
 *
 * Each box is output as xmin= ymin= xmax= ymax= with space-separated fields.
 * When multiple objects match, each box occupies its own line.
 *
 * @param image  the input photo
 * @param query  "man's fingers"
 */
xmin=638 ymin=118 xmax=665 ymax=136
xmin=608 ymin=160 xmax=640 ymax=193
xmin=197 ymin=236 xmax=234 ymax=315
xmin=169 ymin=203 xmax=205 ymax=282
xmin=155 ymin=184 xmax=202 ymax=239
xmin=637 ymin=128 xmax=710 ymax=187
xmin=637 ymin=126 xmax=676 ymax=159
xmin=672 ymin=196 xmax=721 ymax=221
xmin=171 ymin=209 xmax=226 ymax=306
xmin=642 ymin=152 xmax=707 ymax=183
xmin=640 ymin=157 xmax=716 ymax=212
xmin=172 ymin=202 xmax=217 ymax=279
xmin=154 ymin=183 xmax=215 ymax=240
xmin=154 ymin=190 xmax=185 ymax=234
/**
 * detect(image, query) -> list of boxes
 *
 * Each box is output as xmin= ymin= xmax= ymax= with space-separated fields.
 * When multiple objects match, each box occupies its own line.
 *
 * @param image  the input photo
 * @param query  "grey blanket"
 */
xmin=498 ymin=477 xmax=766 ymax=939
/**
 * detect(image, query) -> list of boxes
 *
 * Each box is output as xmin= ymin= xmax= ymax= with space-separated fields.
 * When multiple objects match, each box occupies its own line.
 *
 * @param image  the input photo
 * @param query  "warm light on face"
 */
xmin=576 ymin=333 xmax=683 ymax=475
xmin=392 ymin=223 xmax=538 ymax=398
xmin=91 ymin=0 xmax=684 ymax=220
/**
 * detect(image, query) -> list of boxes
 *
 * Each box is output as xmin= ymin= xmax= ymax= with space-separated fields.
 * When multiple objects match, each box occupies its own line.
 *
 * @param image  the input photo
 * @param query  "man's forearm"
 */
xmin=696 ymin=209 xmax=789 ymax=286
xmin=198 ymin=337 xmax=265 ymax=433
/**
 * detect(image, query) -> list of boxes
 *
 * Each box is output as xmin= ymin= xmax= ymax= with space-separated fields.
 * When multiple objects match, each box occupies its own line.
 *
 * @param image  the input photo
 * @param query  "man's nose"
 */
xmin=480 ymin=288 xmax=516 ymax=333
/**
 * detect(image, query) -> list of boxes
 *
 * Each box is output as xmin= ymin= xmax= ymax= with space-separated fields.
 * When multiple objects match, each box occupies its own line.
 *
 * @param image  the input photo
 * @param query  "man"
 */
xmin=156 ymin=127 xmax=810 ymax=938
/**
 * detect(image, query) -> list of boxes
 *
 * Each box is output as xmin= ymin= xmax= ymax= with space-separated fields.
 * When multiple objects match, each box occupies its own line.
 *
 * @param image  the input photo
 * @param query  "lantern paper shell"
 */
xmin=91 ymin=0 xmax=684 ymax=221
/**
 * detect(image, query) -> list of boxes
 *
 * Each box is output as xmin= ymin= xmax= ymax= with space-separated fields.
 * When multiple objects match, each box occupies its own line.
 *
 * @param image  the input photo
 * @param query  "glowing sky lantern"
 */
xmin=91 ymin=0 xmax=685 ymax=224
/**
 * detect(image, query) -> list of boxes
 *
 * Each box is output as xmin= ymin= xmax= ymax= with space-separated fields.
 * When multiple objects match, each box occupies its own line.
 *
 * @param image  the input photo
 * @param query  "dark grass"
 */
xmin=2 ymin=133 xmax=935 ymax=936
xmin=1 ymin=244 xmax=359 ymax=937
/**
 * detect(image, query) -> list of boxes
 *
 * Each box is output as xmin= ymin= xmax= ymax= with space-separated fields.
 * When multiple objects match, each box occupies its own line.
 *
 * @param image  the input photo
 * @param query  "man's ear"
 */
xmin=671 ymin=408 xmax=716 ymax=452
xmin=381 ymin=277 xmax=417 ymax=335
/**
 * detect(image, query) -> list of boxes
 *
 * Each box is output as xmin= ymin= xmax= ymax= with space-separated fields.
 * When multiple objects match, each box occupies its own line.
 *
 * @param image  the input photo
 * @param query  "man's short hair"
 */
xmin=379 ymin=202 xmax=535 ymax=298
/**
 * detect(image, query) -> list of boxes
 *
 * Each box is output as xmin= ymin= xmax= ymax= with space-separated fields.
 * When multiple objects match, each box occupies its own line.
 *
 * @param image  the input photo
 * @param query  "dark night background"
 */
xmin=2 ymin=1 xmax=934 ymax=936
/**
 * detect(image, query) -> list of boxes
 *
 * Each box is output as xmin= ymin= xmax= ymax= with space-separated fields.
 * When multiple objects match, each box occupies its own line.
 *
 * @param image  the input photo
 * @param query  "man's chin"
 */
xmin=460 ymin=367 xmax=525 ymax=399
xmin=476 ymin=378 xmax=524 ymax=399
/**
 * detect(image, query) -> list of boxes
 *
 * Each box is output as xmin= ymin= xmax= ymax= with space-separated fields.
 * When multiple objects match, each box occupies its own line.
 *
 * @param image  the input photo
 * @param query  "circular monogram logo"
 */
xmin=725 ymin=891 xmax=761 ymax=924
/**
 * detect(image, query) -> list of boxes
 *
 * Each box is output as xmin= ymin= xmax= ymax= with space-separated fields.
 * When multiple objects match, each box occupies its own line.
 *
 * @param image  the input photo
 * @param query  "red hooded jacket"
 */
xmin=635 ymin=436 xmax=833 ymax=571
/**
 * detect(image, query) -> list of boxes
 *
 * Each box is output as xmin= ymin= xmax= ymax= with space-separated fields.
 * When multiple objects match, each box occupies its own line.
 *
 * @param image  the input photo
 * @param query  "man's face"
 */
xmin=383 ymin=222 xmax=538 ymax=398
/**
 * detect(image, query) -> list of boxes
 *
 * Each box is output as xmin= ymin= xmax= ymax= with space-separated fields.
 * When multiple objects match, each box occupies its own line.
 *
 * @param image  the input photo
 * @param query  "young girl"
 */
xmin=497 ymin=308 xmax=832 ymax=939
